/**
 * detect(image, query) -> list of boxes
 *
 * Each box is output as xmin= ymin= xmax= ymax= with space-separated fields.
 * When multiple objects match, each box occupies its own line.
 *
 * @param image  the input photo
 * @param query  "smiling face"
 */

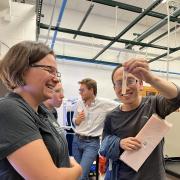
xmin=23 ymin=54 xmax=59 ymax=103
xmin=113 ymin=67 xmax=143 ymax=109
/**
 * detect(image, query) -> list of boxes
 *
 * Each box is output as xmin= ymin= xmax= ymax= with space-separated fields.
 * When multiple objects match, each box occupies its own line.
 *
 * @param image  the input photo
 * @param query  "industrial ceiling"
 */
xmin=7 ymin=0 xmax=180 ymax=66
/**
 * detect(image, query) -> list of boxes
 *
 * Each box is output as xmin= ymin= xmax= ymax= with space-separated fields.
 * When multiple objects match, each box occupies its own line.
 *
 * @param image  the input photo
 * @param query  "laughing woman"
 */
xmin=0 ymin=41 xmax=82 ymax=180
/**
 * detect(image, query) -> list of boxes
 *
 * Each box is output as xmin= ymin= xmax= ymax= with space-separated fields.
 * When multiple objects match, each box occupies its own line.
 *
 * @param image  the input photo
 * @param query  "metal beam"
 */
xmin=149 ymin=46 xmax=180 ymax=63
xmin=56 ymin=54 xmax=180 ymax=76
xmin=140 ymin=25 xmax=180 ymax=50
xmin=36 ymin=0 xmax=43 ymax=40
xmin=56 ymin=55 xmax=119 ymax=66
xmin=126 ymin=7 xmax=180 ymax=49
xmin=87 ymin=0 xmax=180 ymax=23
xmin=92 ymin=0 xmax=163 ymax=60
xmin=40 ymin=35 xmax=171 ymax=59
xmin=40 ymin=23 xmax=171 ymax=50
xmin=73 ymin=4 xmax=94 ymax=39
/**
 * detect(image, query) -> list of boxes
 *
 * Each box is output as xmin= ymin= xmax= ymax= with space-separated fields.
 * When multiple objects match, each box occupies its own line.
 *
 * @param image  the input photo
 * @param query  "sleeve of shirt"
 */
xmin=101 ymin=98 xmax=119 ymax=112
xmin=154 ymin=84 xmax=180 ymax=118
xmin=0 ymin=99 xmax=42 ymax=159
xmin=99 ymin=135 xmax=121 ymax=160
xmin=100 ymin=113 xmax=121 ymax=160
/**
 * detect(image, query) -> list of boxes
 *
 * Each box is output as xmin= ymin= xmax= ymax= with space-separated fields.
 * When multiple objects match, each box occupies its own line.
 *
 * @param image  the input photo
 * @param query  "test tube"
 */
xmin=122 ymin=67 xmax=128 ymax=95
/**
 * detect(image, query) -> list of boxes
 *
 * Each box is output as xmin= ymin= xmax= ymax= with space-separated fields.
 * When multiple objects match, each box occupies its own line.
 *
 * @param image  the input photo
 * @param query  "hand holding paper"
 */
xmin=120 ymin=114 xmax=172 ymax=172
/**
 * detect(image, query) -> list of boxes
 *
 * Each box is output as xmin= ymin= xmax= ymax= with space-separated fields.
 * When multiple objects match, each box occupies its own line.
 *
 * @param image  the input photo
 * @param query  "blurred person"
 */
xmin=43 ymin=81 xmax=64 ymax=120
xmin=72 ymin=78 xmax=119 ymax=180
xmin=0 ymin=41 xmax=82 ymax=180
xmin=100 ymin=58 xmax=180 ymax=180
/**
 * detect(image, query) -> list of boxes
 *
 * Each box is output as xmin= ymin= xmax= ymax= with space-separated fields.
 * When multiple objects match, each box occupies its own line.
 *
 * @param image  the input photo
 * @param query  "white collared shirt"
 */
xmin=73 ymin=97 xmax=119 ymax=137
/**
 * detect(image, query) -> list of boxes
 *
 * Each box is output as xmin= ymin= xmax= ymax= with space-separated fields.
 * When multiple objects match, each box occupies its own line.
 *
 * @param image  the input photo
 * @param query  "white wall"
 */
xmin=0 ymin=2 xmax=36 ymax=58
xmin=57 ymin=59 xmax=180 ymax=100
xmin=57 ymin=60 xmax=116 ymax=100
xmin=164 ymin=112 xmax=180 ymax=157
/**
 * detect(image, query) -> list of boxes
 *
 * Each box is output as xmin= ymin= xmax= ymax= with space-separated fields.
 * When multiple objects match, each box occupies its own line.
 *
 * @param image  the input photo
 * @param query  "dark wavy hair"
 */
xmin=0 ymin=41 xmax=54 ymax=90
xmin=111 ymin=64 xmax=123 ymax=86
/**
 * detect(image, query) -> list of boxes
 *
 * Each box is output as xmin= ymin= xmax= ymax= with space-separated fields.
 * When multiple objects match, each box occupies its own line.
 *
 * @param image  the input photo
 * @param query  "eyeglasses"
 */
xmin=79 ymin=88 xmax=85 ymax=93
xmin=30 ymin=64 xmax=61 ymax=78
xmin=114 ymin=78 xmax=138 ymax=89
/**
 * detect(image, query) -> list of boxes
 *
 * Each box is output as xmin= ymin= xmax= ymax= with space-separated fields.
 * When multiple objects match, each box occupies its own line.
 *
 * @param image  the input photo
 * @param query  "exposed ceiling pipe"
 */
xmin=73 ymin=3 xmax=94 ymax=39
xmin=140 ymin=24 xmax=180 ymax=50
xmin=92 ymin=0 xmax=163 ymax=60
xmin=40 ymin=23 xmax=171 ymax=50
xmin=149 ymin=46 xmax=180 ymax=63
xmin=51 ymin=0 xmax=67 ymax=49
xmin=56 ymin=54 xmax=180 ymax=76
xmin=125 ymin=7 xmax=180 ymax=49
xmin=57 ymin=54 xmax=118 ymax=66
xmin=87 ymin=0 xmax=180 ymax=23
xmin=41 ymin=23 xmax=179 ymax=63
xmin=39 ymin=35 xmax=171 ymax=60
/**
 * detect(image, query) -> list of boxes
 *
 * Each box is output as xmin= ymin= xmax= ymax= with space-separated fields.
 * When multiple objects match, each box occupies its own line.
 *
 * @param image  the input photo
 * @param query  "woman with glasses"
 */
xmin=0 ymin=41 xmax=82 ymax=179
xmin=100 ymin=58 xmax=180 ymax=180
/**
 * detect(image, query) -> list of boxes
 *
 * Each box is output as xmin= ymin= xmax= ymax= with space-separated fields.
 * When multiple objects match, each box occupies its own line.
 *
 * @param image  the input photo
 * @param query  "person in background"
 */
xmin=0 ymin=41 xmax=82 ymax=180
xmin=40 ymin=81 xmax=71 ymax=168
xmin=99 ymin=58 xmax=180 ymax=180
xmin=72 ymin=78 xmax=119 ymax=180
xmin=43 ymin=81 xmax=64 ymax=120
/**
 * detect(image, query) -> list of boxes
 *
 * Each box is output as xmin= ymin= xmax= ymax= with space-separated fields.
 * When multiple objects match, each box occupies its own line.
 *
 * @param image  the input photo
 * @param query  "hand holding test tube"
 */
xmin=122 ymin=67 xmax=128 ymax=95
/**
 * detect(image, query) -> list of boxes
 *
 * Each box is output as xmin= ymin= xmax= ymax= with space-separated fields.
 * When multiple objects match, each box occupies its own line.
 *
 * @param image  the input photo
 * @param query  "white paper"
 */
xmin=120 ymin=114 xmax=172 ymax=172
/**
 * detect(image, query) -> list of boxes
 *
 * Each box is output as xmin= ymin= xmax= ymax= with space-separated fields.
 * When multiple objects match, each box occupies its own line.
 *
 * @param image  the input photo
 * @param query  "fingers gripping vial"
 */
xmin=122 ymin=67 xmax=128 ymax=95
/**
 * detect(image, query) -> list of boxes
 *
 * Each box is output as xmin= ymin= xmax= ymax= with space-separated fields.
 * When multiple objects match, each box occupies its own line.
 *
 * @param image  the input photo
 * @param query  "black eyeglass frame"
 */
xmin=114 ymin=78 xmax=138 ymax=89
xmin=30 ymin=64 xmax=61 ymax=78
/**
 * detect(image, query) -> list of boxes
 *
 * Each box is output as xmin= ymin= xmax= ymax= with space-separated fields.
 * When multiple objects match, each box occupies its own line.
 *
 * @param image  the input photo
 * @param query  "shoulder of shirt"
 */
xmin=105 ymin=106 xmax=120 ymax=120
xmin=96 ymin=97 xmax=119 ymax=105
xmin=0 ymin=92 xmax=26 ymax=108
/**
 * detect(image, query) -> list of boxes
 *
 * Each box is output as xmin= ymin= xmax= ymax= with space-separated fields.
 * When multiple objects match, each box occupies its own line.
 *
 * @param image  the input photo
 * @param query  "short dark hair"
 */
xmin=0 ymin=41 xmax=54 ymax=90
xmin=111 ymin=64 xmax=122 ymax=86
xmin=78 ymin=78 xmax=97 ymax=96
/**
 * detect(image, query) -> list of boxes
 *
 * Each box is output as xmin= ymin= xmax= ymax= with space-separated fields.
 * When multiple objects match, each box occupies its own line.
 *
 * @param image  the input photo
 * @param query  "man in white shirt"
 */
xmin=72 ymin=78 xmax=119 ymax=180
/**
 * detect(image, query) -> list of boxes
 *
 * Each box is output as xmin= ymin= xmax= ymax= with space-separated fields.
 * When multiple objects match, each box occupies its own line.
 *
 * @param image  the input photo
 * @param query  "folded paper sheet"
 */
xmin=120 ymin=114 xmax=172 ymax=172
